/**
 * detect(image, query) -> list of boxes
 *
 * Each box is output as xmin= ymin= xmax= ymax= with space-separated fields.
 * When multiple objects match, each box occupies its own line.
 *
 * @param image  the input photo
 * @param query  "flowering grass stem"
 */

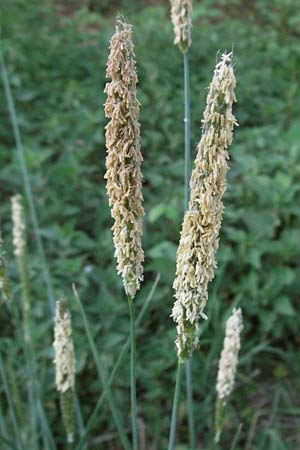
xmin=128 ymin=295 xmax=138 ymax=450
xmin=168 ymin=362 xmax=183 ymax=450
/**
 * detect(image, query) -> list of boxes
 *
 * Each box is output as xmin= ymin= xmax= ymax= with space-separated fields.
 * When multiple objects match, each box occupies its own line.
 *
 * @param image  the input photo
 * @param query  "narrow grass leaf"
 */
xmin=73 ymin=285 xmax=131 ymax=450
xmin=75 ymin=273 xmax=160 ymax=450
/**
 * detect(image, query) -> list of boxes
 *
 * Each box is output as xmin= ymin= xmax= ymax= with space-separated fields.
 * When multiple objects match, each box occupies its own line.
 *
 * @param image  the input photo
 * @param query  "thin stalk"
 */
xmin=183 ymin=50 xmax=196 ymax=450
xmin=168 ymin=362 xmax=184 ymax=450
xmin=185 ymin=360 xmax=196 ymax=450
xmin=128 ymin=296 xmax=138 ymax=450
xmin=183 ymin=50 xmax=191 ymax=211
xmin=75 ymin=274 xmax=160 ymax=450
xmin=0 ymin=47 xmax=55 ymax=316
xmin=229 ymin=423 xmax=243 ymax=450
xmin=73 ymin=285 xmax=131 ymax=450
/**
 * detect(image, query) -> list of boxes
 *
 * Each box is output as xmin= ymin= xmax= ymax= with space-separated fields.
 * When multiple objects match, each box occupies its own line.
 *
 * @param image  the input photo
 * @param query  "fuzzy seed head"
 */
xmin=53 ymin=300 xmax=75 ymax=393
xmin=170 ymin=0 xmax=192 ymax=52
xmin=172 ymin=52 xmax=238 ymax=361
xmin=11 ymin=194 xmax=25 ymax=258
xmin=216 ymin=308 xmax=243 ymax=400
xmin=104 ymin=19 xmax=144 ymax=299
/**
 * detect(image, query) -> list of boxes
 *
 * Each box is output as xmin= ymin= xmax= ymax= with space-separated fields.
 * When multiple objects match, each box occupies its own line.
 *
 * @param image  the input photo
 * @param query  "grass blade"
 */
xmin=230 ymin=423 xmax=243 ymax=450
xmin=73 ymin=285 xmax=131 ymax=450
xmin=75 ymin=273 xmax=160 ymax=450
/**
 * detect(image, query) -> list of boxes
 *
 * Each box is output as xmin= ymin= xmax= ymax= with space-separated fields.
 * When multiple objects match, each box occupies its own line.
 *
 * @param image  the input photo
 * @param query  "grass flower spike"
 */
xmin=215 ymin=307 xmax=243 ymax=443
xmin=172 ymin=52 xmax=238 ymax=362
xmin=170 ymin=0 xmax=192 ymax=53
xmin=104 ymin=18 xmax=144 ymax=299
xmin=54 ymin=300 xmax=75 ymax=443
xmin=11 ymin=194 xmax=25 ymax=258
xmin=216 ymin=308 xmax=243 ymax=401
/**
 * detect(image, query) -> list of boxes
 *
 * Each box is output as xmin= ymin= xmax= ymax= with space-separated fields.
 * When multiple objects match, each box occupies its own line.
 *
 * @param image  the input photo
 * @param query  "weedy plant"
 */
xmin=0 ymin=7 xmax=245 ymax=450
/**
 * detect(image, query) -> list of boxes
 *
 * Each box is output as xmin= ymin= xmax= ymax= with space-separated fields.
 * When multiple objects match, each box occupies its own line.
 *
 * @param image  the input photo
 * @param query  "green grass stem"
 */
xmin=185 ymin=360 xmax=196 ymax=450
xmin=183 ymin=50 xmax=191 ymax=211
xmin=183 ymin=50 xmax=196 ymax=450
xmin=128 ymin=295 xmax=138 ymax=450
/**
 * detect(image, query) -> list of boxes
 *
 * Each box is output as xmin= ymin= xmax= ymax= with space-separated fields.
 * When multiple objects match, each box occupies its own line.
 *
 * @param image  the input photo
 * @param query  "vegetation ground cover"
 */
xmin=1 ymin=1 xmax=300 ymax=448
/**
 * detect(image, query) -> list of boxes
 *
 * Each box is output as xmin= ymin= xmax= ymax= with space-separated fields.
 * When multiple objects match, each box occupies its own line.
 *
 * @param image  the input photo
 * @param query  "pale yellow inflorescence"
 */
xmin=104 ymin=19 xmax=144 ymax=299
xmin=11 ymin=194 xmax=25 ymax=258
xmin=216 ymin=308 xmax=243 ymax=400
xmin=172 ymin=52 xmax=238 ymax=362
xmin=170 ymin=0 xmax=192 ymax=52
xmin=53 ymin=301 xmax=75 ymax=393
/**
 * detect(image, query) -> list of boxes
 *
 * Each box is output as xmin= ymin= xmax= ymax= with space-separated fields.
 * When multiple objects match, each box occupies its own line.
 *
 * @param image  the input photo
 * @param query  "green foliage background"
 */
xmin=1 ymin=0 xmax=300 ymax=449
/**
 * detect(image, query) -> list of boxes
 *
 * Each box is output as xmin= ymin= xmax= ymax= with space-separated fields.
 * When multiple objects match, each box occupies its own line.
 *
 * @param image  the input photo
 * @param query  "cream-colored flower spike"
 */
xmin=53 ymin=300 xmax=75 ymax=443
xmin=104 ymin=19 xmax=144 ymax=299
xmin=170 ymin=0 xmax=192 ymax=52
xmin=216 ymin=308 xmax=243 ymax=400
xmin=11 ymin=194 xmax=25 ymax=258
xmin=53 ymin=300 xmax=75 ymax=393
xmin=172 ymin=52 xmax=238 ymax=361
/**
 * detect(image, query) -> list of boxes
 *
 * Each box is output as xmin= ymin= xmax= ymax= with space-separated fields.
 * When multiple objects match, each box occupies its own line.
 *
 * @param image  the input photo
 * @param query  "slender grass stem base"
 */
xmin=185 ymin=359 xmax=196 ymax=450
xmin=168 ymin=362 xmax=183 ymax=450
xmin=128 ymin=295 xmax=138 ymax=450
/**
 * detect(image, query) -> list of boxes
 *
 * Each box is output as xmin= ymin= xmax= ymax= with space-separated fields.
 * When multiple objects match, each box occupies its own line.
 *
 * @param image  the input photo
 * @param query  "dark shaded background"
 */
xmin=1 ymin=0 xmax=300 ymax=448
